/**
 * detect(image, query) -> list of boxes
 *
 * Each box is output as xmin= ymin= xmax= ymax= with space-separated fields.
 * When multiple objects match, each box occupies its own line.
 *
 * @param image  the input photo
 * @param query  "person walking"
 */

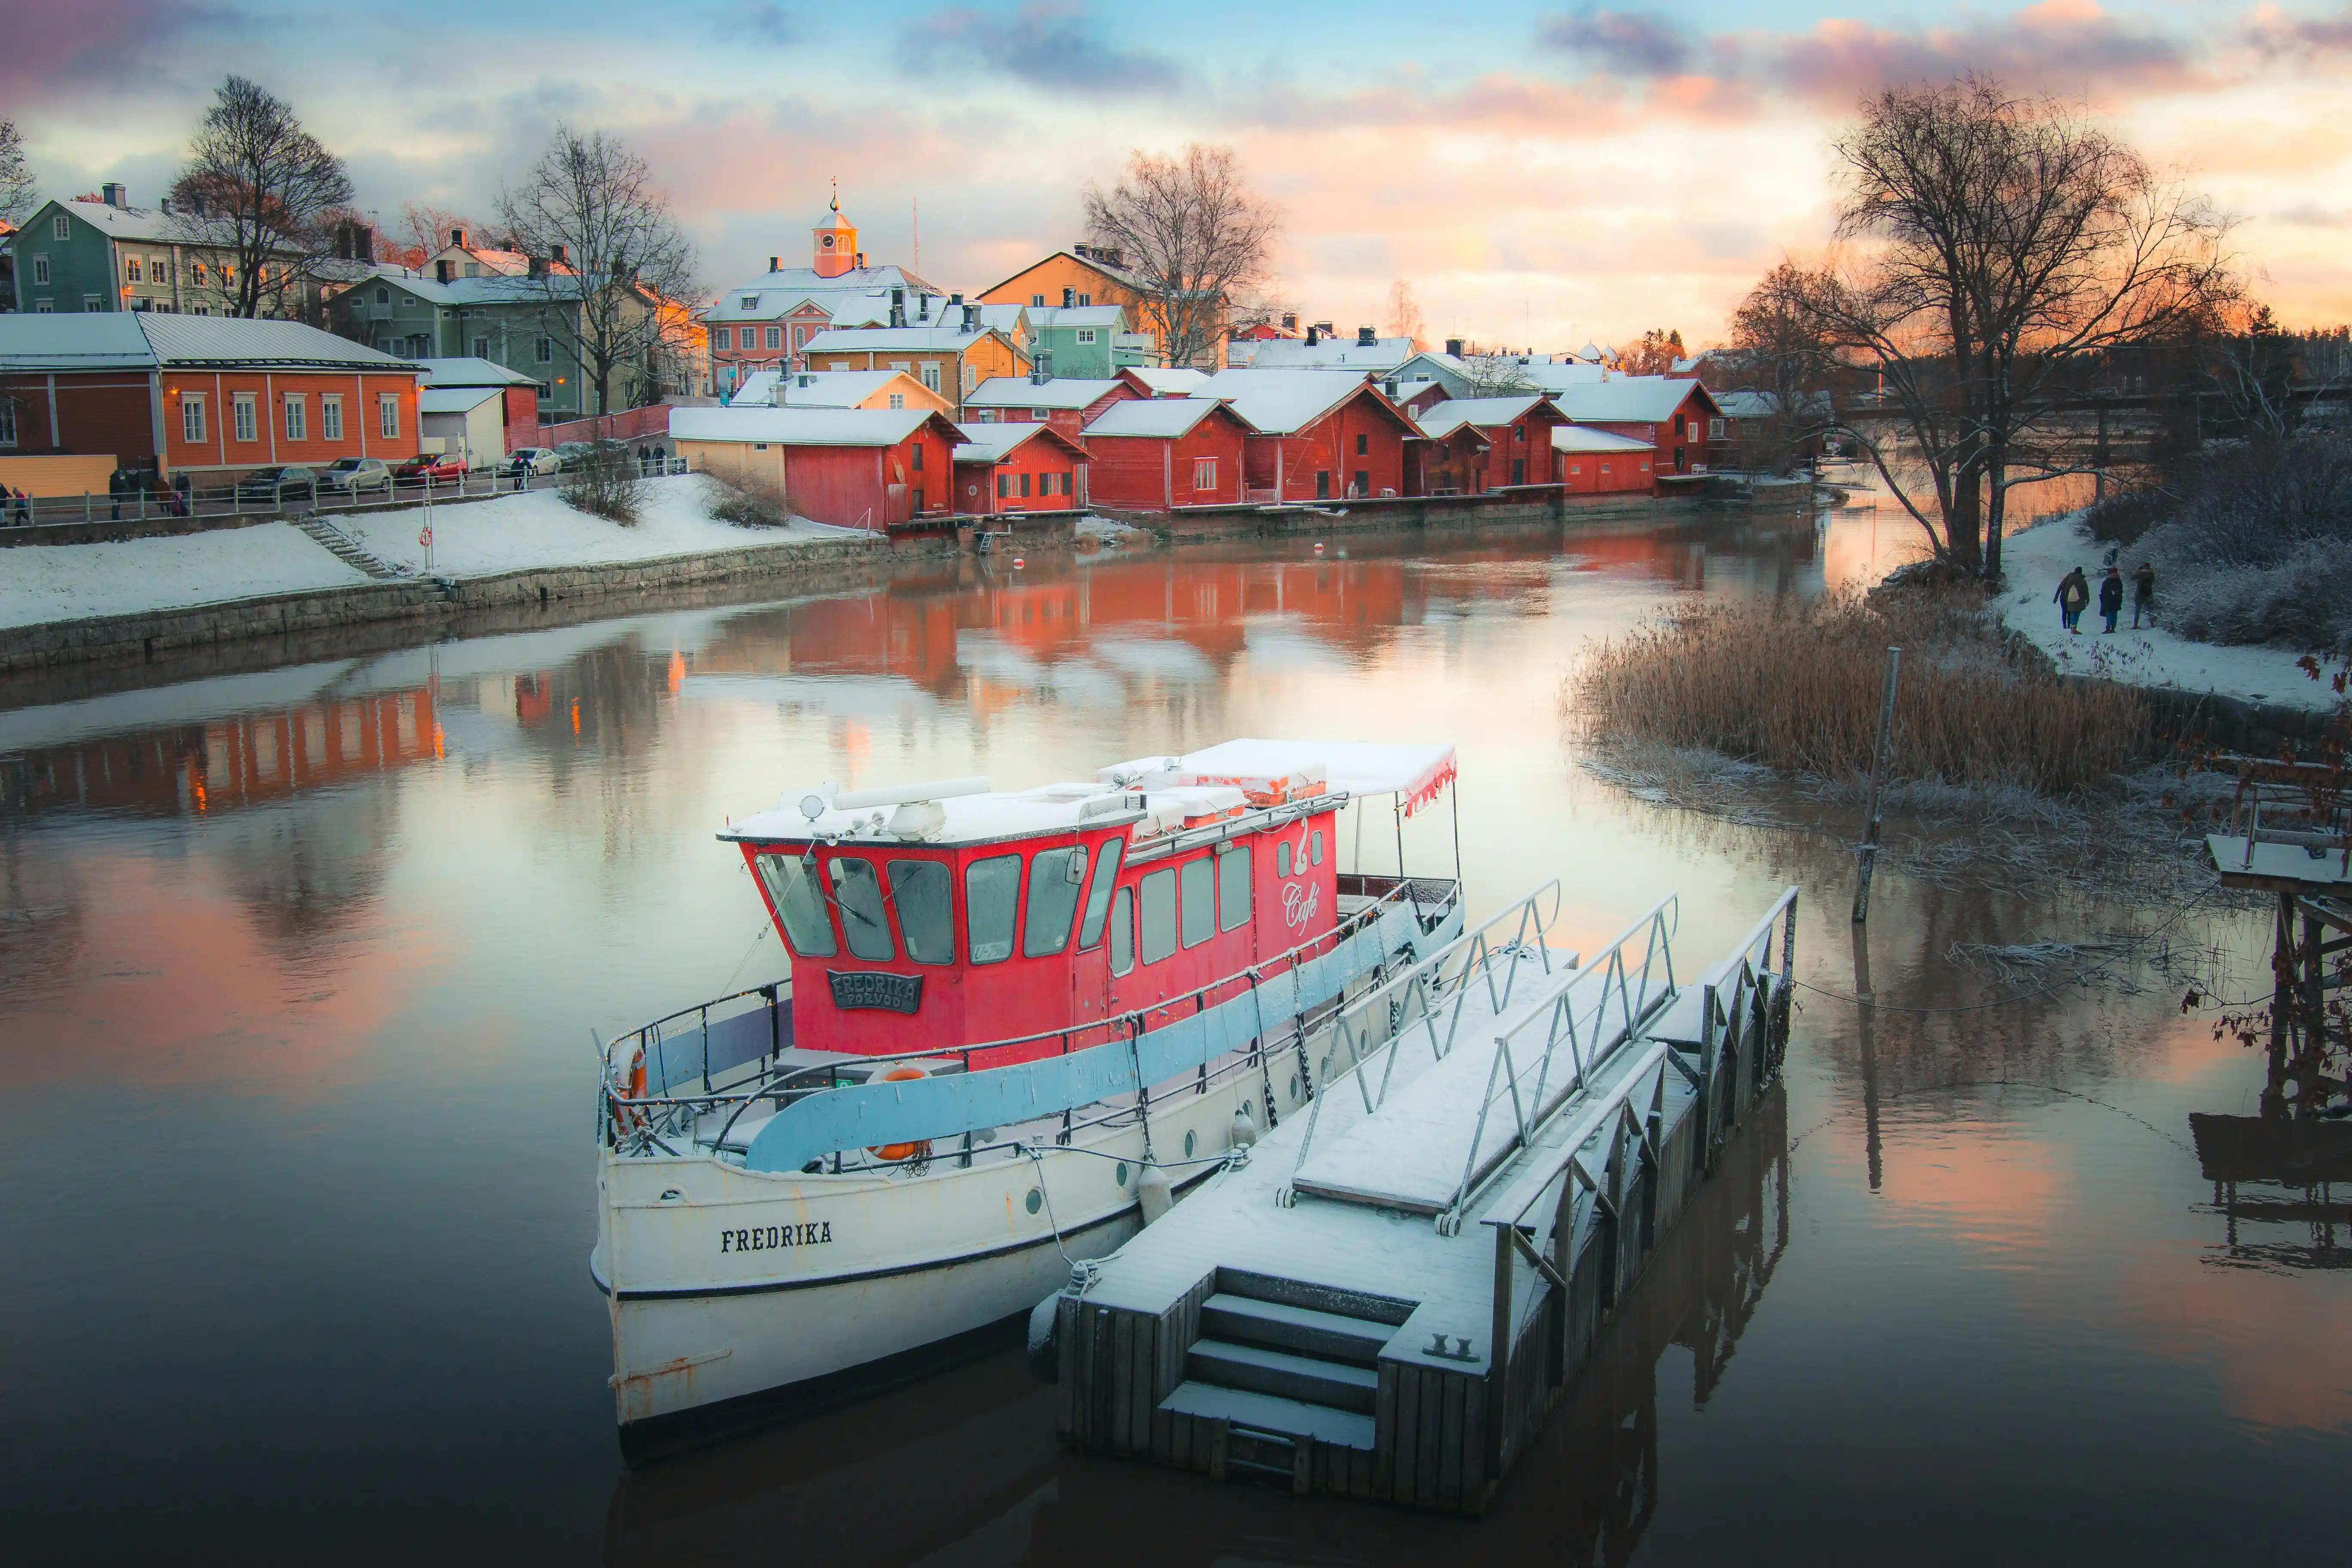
xmin=2132 ymin=560 xmax=2155 ymax=628
xmin=2055 ymin=566 xmax=2090 ymax=633
xmin=173 ymin=471 xmax=193 ymax=518
xmin=12 ymin=484 xmax=30 ymax=527
xmin=107 ymin=467 xmax=126 ymax=522
xmin=2098 ymin=564 xmax=2125 ymax=634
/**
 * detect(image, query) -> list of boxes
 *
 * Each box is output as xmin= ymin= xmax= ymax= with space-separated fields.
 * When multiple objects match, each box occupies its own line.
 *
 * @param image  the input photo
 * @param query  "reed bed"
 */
xmin=1574 ymin=588 xmax=2151 ymax=797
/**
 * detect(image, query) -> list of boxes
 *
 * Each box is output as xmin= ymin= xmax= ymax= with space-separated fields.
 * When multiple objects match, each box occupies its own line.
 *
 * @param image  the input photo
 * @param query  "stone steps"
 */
xmin=294 ymin=516 xmax=409 ymax=581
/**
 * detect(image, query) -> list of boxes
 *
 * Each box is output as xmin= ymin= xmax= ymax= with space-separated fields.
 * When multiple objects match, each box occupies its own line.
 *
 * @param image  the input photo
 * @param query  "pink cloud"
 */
xmin=0 ymin=0 xmax=233 ymax=102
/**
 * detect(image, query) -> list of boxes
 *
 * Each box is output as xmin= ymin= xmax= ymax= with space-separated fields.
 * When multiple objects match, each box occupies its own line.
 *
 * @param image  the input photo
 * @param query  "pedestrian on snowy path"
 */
xmin=2055 ymin=566 xmax=2090 ymax=633
xmin=2132 ymin=560 xmax=2155 ymax=628
xmin=2098 ymin=565 xmax=2124 ymax=633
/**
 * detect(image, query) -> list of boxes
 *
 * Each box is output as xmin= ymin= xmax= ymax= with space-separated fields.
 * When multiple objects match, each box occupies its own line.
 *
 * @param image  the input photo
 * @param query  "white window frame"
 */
xmin=765 ymin=326 xmax=782 ymax=350
xmin=31 ymin=255 xmax=48 ymax=285
xmin=232 ymin=393 xmax=257 ymax=444
xmin=536 ymin=336 xmax=553 ymax=364
xmin=0 ymin=399 xmax=15 ymax=447
xmin=1074 ymin=328 xmax=1096 ymax=346
xmin=181 ymin=394 xmax=205 ymax=444
xmin=320 ymin=395 xmax=343 ymax=441
xmin=35 ymin=299 xmax=52 ymax=314
xmin=53 ymin=213 xmax=70 ymax=240
xmin=888 ymin=392 xmax=905 ymax=410
xmin=1708 ymin=417 xmax=1726 ymax=439
xmin=378 ymin=394 xmax=400 ymax=440
xmin=283 ymin=394 xmax=306 ymax=442
xmin=921 ymin=362 xmax=942 ymax=393
xmin=1192 ymin=456 xmax=1216 ymax=490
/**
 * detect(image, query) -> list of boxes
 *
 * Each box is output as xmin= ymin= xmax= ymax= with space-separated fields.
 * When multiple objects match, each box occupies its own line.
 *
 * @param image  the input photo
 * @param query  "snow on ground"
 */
xmin=1998 ymin=513 xmax=2335 ymax=711
xmin=340 ymin=472 xmax=862 ymax=576
xmin=0 ymin=523 xmax=367 ymax=631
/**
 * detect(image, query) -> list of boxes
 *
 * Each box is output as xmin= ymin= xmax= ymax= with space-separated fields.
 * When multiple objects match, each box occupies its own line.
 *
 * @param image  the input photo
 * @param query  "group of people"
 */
xmin=2054 ymin=560 xmax=2155 ymax=634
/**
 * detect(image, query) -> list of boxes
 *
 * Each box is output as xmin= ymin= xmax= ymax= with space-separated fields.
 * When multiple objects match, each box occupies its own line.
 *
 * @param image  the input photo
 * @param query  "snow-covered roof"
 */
xmin=1024 ymin=305 xmax=1129 ymax=329
xmin=1083 ymin=397 xmax=1245 ymax=439
xmin=729 ymin=369 xmax=931 ymax=408
xmin=1123 ymin=367 xmax=1209 ymax=396
xmin=951 ymin=423 xmax=1086 ymax=463
xmin=51 ymin=198 xmax=182 ymax=244
xmin=670 ymin=405 xmax=949 ymax=447
xmin=1197 ymin=368 xmax=1398 ymax=435
xmin=359 ymin=265 xmax=587 ymax=307
xmin=1413 ymin=395 xmax=1553 ymax=439
xmin=704 ymin=266 xmax=940 ymax=322
xmin=1227 ymin=334 xmax=1419 ymax=371
xmin=1711 ymin=389 xmax=1831 ymax=421
xmin=1102 ymin=738 xmax=1458 ymax=817
xmin=416 ymin=356 xmax=536 ymax=388
xmin=0 ymin=313 xmax=419 ymax=372
xmin=965 ymin=376 xmax=1124 ymax=411
xmin=1549 ymin=377 xmax=1710 ymax=423
xmin=802 ymin=325 xmax=1001 ymax=354
xmin=420 ymin=386 xmax=502 ymax=415
xmin=1552 ymin=426 xmax=1657 ymax=453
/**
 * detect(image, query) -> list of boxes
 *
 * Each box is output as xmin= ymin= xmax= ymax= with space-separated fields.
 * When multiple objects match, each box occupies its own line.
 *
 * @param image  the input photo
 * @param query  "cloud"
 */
xmin=2271 ymin=202 xmax=2352 ymax=227
xmin=0 ymin=0 xmax=236 ymax=102
xmin=2248 ymin=3 xmax=2352 ymax=54
xmin=723 ymin=3 xmax=800 ymax=46
xmin=1538 ymin=9 xmax=1695 ymax=77
xmin=898 ymin=3 xmax=1182 ymax=95
xmin=1537 ymin=0 xmax=2199 ymax=103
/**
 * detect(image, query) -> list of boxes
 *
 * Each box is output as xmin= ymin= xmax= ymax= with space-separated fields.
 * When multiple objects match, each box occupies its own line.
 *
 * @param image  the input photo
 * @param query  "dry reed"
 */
xmin=1574 ymin=588 xmax=2151 ymax=797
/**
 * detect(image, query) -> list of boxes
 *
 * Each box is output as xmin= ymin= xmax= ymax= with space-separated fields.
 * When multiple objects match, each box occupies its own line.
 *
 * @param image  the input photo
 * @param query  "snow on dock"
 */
xmin=1050 ymin=886 xmax=1798 ymax=1514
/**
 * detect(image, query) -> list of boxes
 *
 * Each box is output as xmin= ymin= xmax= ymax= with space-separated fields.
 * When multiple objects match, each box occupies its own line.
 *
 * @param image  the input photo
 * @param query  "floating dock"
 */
xmin=1050 ymin=885 xmax=1798 ymax=1513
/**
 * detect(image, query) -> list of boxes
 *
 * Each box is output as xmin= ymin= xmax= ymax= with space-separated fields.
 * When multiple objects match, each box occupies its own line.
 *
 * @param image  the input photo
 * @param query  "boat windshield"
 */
xmin=966 ymin=854 xmax=1020 ymax=964
xmin=887 ymin=859 xmax=953 ymax=964
xmin=1023 ymin=847 xmax=1085 ymax=957
xmin=828 ymin=857 xmax=895 ymax=962
xmin=1077 ymin=839 xmax=1123 ymax=949
xmin=755 ymin=851 xmax=836 ymax=957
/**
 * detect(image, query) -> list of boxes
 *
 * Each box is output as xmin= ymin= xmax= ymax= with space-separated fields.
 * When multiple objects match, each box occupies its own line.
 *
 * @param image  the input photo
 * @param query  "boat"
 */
xmin=591 ymin=738 xmax=1468 ymax=1458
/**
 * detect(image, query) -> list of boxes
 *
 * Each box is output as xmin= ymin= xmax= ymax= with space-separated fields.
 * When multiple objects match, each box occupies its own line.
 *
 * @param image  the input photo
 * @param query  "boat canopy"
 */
xmin=1100 ymin=738 xmax=1458 ymax=817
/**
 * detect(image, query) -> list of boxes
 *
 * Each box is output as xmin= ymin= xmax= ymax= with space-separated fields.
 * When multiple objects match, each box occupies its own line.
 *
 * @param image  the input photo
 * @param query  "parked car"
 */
xmin=316 ymin=457 xmax=394 ymax=495
xmin=392 ymin=451 xmax=469 ymax=481
xmin=235 ymin=466 xmax=318 ymax=502
xmin=552 ymin=441 xmax=595 ymax=471
xmin=505 ymin=447 xmax=561 ymax=477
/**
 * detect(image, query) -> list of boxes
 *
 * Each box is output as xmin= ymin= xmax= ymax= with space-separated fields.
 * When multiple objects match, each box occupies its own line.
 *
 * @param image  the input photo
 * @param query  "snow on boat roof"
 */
xmin=1101 ymin=738 xmax=1458 ymax=816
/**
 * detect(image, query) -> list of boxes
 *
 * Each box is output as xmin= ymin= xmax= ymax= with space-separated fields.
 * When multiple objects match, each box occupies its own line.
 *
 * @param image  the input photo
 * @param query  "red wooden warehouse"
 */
xmin=950 ymin=421 xmax=1090 ymax=514
xmin=1552 ymin=425 xmax=1657 ymax=494
xmin=1197 ymin=369 xmax=1417 ymax=503
xmin=1409 ymin=394 xmax=1569 ymax=493
xmin=1080 ymin=396 xmax=1255 ymax=511
xmin=962 ymin=375 xmax=1133 ymax=439
xmin=1549 ymin=377 xmax=1721 ymax=479
xmin=673 ymin=405 xmax=962 ymax=529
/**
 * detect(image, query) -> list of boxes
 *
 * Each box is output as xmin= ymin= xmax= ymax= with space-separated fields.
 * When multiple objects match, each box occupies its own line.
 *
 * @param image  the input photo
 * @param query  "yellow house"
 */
xmin=797 ymin=322 xmax=1028 ymax=416
xmin=978 ymin=245 xmax=1228 ymax=370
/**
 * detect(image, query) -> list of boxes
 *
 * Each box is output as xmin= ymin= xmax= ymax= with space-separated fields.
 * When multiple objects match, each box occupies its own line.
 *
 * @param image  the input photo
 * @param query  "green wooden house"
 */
xmin=1021 ymin=304 xmax=1153 ymax=380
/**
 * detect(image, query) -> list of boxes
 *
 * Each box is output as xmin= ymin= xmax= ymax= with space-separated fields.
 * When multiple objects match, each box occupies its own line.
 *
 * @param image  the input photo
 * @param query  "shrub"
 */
xmin=1574 ymin=587 xmax=2150 ymax=796
xmin=2083 ymin=488 xmax=2167 ymax=546
xmin=2139 ymin=435 xmax=2352 ymax=649
xmin=560 ymin=443 xmax=641 ymax=525
xmin=704 ymin=468 xmax=794 ymax=528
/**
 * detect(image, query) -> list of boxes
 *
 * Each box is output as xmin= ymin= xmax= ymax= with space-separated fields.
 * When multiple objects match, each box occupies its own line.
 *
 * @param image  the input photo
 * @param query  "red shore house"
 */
xmin=1115 ymin=367 xmax=1211 ymax=399
xmin=1080 ymin=397 xmax=1256 ymax=511
xmin=671 ymin=405 xmax=962 ymax=529
xmin=1409 ymin=395 xmax=1570 ymax=493
xmin=1548 ymin=377 xmax=1721 ymax=479
xmin=0 ymin=314 xmax=423 ymax=483
xmin=1198 ymin=369 xmax=1418 ymax=503
xmin=962 ymin=375 xmax=1133 ymax=439
xmin=1552 ymin=426 xmax=1657 ymax=493
xmin=951 ymin=422 xmax=1090 ymax=514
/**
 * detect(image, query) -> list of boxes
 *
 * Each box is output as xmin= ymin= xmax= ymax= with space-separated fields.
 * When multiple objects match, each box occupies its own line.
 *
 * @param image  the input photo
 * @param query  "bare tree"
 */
xmin=1083 ymin=145 xmax=1279 ymax=370
xmin=167 ymin=76 xmax=355 ymax=320
xmin=394 ymin=201 xmax=481 ymax=267
xmin=1386 ymin=280 xmax=1427 ymax=351
xmin=1791 ymin=76 xmax=2236 ymax=576
xmin=1618 ymin=328 xmax=1687 ymax=376
xmin=498 ymin=126 xmax=698 ymax=420
xmin=0 ymin=120 xmax=35 ymax=227
xmin=1725 ymin=262 xmax=1841 ymax=475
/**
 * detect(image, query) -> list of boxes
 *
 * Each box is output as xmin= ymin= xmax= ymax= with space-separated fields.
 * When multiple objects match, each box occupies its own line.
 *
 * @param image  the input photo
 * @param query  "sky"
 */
xmin=9 ymin=0 xmax=2352 ymax=349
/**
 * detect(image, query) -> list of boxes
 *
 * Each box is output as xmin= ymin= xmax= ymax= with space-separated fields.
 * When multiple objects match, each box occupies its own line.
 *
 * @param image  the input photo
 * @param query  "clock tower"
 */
xmin=813 ymin=183 xmax=857 ymax=279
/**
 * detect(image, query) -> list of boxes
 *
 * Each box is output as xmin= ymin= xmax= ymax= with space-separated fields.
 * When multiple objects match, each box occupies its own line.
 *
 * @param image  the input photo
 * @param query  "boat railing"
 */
xmin=1281 ymin=879 xmax=1568 ymax=1183
xmin=599 ymin=873 xmax=1458 ymax=1164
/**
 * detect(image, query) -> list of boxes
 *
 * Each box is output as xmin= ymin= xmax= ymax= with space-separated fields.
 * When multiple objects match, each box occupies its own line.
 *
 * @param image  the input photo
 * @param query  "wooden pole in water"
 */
xmin=1851 ymin=646 xmax=1901 ymax=924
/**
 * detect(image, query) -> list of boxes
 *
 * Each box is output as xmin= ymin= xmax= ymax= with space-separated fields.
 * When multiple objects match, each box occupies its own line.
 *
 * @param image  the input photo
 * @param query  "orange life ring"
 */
xmin=870 ymin=1066 xmax=932 ymax=1161
xmin=612 ymin=1047 xmax=649 ymax=1134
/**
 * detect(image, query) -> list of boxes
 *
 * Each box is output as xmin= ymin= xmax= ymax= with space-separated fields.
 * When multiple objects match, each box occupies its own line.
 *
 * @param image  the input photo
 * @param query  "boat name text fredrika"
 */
xmin=721 ymin=1221 xmax=834 ymax=1253
xmin=827 ymin=970 xmax=924 ymax=1014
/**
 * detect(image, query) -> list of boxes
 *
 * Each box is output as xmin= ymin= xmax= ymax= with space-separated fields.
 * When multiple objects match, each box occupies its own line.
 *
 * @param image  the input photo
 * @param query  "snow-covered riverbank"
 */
xmin=1998 ymin=513 xmax=2337 ymax=712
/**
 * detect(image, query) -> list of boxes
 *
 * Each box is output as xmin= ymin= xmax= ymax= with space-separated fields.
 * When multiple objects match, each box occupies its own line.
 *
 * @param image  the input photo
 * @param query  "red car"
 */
xmin=392 ymin=451 xmax=469 ymax=481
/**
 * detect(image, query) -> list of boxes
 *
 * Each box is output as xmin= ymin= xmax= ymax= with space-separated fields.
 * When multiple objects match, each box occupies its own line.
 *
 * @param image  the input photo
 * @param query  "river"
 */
xmin=2 ymin=504 xmax=2341 ymax=1564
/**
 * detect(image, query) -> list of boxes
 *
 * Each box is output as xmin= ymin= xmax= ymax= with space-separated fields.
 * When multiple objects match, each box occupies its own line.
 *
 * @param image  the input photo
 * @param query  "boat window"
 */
xmin=887 ymin=859 xmax=953 ymax=965
xmin=1024 ymin=846 xmax=1086 ymax=957
xmin=755 ymin=851 xmax=836 ymax=958
xmin=1110 ymin=887 xmax=1134 ymax=974
xmin=1276 ymin=840 xmax=1292 ymax=878
xmin=1076 ymin=839 xmax=1124 ymax=949
xmin=1180 ymin=855 xmax=1214 ymax=949
xmin=1310 ymin=829 xmax=1325 ymax=867
xmin=828 ymin=857 xmax=895 ymax=962
xmin=1218 ymin=844 xmax=1251 ymax=931
xmin=965 ymin=854 xmax=1021 ymax=964
xmin=1139 ymin=867 xmax=1177 ymax=965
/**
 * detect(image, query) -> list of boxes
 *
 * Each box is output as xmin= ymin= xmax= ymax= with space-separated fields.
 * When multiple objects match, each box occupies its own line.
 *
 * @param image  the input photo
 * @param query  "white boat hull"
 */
xmin=596 ymin=1063 xmax=1300 ymax=1440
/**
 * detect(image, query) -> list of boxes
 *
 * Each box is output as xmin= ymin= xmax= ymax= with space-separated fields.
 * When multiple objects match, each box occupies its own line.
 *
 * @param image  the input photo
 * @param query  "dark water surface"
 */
xmin=3 ymin=514 xmax=2341 ymax=1565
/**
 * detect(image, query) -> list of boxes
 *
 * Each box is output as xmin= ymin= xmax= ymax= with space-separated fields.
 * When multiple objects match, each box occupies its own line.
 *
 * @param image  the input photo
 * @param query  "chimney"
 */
xmin=1357 ymin=325 xmax=1377 ymax=347
xmin=550 ymin=243 xmax=569 ymax=267
xmin=889 ymin=286 xmax=906 ymax=328
xmin=528 ymin=254 xmax=548 ymax=279
xmin=917 ymin=294 xmax=930 ymax=321
xmin=798 ymin=373 xmax=812 ymax=388
xmin=950 ymin=291 xmax=963 ymax=306
xmin=1305 ymin=325 xmax=1319 ymax=345
xmin=435 ymin=259 xmax=453 ymax=284
xmin=450 ymin=227 xmax=466 ymax=249
xmin=101 ymin=182 xmax=128 ymax=208
xmin=1062 ymin=286 xmax=1075 ymax=309
xmin=159 ymin=196 xmax=174 ymax=217
xmin=853 ymin=251 xmax=865 ymax=268
xmin=767 ymin=255 xmax=781 ymax=272
xmin=1281 ymin=312 xmax=1297 ymax=332
xmin=1444 ymin=337 xmax=1464 ymax=358
xmin=962 ymin=303 xmax=976 ymax=332
xmin=1314 ymin=321 xmax=1333 ymax=337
